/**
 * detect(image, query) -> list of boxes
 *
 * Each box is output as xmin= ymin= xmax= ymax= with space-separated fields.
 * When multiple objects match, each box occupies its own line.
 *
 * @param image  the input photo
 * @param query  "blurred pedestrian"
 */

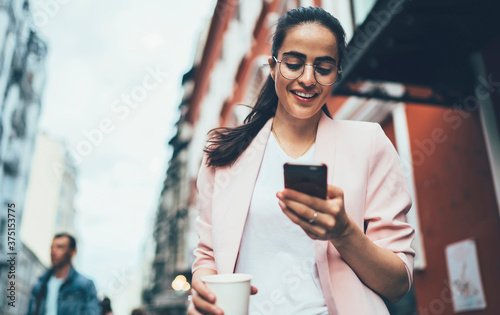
xmin=27 ymin=233 xmax=100 ymax=315
xmin=130 ymin=307 xmax=147 ymax=315
xmin=189 ymin=6 xmax=415 ymax=315
xmin=101 ymin=296 xmax=114 ymax=315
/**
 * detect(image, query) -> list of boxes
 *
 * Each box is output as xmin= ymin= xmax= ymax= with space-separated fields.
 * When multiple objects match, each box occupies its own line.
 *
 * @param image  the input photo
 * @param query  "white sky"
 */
xmin=29 ymin=0 xmax=217 ymax=313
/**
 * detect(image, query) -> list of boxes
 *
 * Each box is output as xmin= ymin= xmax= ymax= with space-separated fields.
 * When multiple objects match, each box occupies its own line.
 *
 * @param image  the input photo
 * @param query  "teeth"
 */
xmin=293 ymin=91 xmax=316 ymax=98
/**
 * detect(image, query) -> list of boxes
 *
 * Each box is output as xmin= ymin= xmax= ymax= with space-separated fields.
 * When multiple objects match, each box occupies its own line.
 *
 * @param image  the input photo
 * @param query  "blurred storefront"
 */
xmin=0 ymin=0 xmax=49 ymax=314
xmin=21 ymin=133 xmax=78 ymax=266
xmin=145 ymin=0 xmax=500 ymax=314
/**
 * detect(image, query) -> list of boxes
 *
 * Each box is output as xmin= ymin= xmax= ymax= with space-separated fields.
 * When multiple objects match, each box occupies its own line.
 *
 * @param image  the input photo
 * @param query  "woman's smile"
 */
xmin=290 ymin=89 xmax=319 ymax=102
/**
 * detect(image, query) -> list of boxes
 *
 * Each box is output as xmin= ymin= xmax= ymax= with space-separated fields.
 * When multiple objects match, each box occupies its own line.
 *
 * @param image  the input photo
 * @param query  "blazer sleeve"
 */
xmin=192 ymin=155 xmax=218 ymax=273
xmin=364 ymin=124 xmax=416 ymax=289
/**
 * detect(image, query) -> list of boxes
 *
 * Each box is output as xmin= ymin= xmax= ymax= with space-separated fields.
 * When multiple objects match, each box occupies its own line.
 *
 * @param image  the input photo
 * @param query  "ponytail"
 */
xmin=204 ymin=76 xmax=277 ymax=167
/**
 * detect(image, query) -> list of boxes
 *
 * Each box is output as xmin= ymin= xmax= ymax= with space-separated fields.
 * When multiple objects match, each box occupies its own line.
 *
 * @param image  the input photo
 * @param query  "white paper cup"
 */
xmin=202 ymin=273 xmax=252 ymax=315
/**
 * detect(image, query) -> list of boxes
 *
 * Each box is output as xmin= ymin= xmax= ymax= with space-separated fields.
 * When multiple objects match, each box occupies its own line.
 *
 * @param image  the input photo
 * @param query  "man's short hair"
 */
xmin=54 ymin=233 xmax=77 ymax=250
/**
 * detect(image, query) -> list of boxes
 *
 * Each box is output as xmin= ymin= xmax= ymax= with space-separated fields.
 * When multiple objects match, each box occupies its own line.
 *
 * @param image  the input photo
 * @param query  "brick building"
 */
xmin=146 ymin=1 xmax=500 ymax=314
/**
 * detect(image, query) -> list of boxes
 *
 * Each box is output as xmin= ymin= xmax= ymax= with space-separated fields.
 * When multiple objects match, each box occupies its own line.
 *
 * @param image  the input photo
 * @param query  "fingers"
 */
xmin=278 ymin=186 xmax=344 ymax=212
xmin=278 ymin=187 xmax=344 ymax=215
xmin=305 ymin=230 xmax=318 ymax=240
xmin=277 ymin=186 xmax=346 ymax=241
xmin=190 ymin=280 xmax=223 ymax=315
xmin=279 ymin=200 xmax=329 ymax=238
xmin=278 ymin=196 xmax=337 ymax=226
xmin=277 ymin=189 xmax=325 ymax=212
xmin=278 ymin=199 xmax=317 ymax=224
xmin=192 ymin=279 xmax=216 ymax=303
xmin=251 ymin=285 xmax=258 ymax=295
xmin=189 ymin=284 xmax=256 ymax=315
xmin=192 ymin=290 xmax=223 ymax=315
xmin=187 ymin=301 xmax=203 ymax=315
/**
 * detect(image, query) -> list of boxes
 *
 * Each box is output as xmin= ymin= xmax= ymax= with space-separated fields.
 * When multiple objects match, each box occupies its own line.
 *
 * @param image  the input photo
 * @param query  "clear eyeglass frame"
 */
xmin=273 ymin=55 xmax=342 ymax=86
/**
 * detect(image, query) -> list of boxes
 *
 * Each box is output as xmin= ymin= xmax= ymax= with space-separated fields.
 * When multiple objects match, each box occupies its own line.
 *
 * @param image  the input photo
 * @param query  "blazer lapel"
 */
xmin=314 ymin=111 xmax=340 ymax=314
xmin=314 ymin=111 xmax=336 ymax=184
xmin=212 ymin=118 xmax=273 ymax=274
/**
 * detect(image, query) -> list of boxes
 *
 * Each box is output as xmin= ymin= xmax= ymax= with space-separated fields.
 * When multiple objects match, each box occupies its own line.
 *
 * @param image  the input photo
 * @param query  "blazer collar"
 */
xmin=314 ymin=110 xmax=337 ymax=184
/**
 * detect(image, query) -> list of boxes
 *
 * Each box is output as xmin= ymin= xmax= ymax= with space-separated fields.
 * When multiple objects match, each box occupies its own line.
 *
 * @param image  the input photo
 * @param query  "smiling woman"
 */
xmin=188 ymin=6 xmax=415 ymax=315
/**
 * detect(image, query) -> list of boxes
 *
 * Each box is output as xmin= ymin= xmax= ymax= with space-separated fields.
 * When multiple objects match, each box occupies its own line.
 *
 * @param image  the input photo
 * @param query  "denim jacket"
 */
xmin=27 ymin=265 xmax=100 ymax=315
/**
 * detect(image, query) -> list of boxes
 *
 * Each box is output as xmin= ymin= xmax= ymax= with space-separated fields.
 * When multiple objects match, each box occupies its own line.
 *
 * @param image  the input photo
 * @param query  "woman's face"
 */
xmin=270 ymin=23 xmax=339 ymax=122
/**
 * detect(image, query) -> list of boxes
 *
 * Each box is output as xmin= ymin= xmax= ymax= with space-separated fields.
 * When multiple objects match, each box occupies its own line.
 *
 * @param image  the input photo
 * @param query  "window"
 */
xmin=351 ymin=0 xmax=377 ymax=27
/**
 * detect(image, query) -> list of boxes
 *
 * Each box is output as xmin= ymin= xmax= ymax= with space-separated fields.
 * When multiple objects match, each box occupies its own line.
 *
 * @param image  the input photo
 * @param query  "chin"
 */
xmin=52 ymin=261 xmax=62 ymax=267
xmin=287 ymin=103 xmax=324 ymax=119
xmin=286 ymin=98 xmax=325 ymax=116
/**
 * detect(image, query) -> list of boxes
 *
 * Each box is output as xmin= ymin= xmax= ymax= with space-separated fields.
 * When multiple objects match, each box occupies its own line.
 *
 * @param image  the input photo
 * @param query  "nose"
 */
xmin=298 ymin=64 xmax=316 ymax=86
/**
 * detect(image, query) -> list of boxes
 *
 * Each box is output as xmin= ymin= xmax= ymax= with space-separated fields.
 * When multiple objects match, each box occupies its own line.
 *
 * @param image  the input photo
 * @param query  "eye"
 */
xmin=286 ymin=63 xmax=302 ymax=71
xmin=315 ymin=63 xmax=335 ymax=75
xmin=283 ymin=57 xmax=304 ymax=71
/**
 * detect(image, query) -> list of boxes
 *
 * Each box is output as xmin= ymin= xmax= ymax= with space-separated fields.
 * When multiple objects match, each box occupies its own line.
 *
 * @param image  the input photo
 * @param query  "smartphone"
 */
xmin=283 ymin=163 xmax=327 ymax=199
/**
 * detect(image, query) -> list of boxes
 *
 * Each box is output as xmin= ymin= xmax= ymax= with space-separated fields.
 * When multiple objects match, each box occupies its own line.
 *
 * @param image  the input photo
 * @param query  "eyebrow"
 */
xmin=282 ymin=51 xmax=337 ymax=64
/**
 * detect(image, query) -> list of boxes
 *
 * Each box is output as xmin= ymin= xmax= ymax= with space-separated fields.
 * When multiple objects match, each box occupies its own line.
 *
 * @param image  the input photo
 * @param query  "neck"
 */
xmin=272 ymin=105 xmax=322 ymax=158
xmin=273 ymin=105 xmax=321 ymax=139
xmin=53 ymin=263 xmax=71 ymax=279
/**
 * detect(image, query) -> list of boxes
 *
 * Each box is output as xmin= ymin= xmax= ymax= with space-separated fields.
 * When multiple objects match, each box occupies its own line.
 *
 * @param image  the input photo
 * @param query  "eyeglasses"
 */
xmin=273 ymin=55 xmax=342 ymax=86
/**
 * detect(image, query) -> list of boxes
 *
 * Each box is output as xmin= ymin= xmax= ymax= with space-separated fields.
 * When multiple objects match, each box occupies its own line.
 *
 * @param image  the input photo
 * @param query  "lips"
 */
xmin=291 ymin=90 xmax=318 ymax=99
xmin=290 ymin=89 xmax=319 ymax=104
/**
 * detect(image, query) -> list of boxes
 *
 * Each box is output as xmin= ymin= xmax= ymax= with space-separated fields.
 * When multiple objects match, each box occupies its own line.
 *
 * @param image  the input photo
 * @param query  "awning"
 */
xmin=333 ymin=0 xmax=500 ymax=105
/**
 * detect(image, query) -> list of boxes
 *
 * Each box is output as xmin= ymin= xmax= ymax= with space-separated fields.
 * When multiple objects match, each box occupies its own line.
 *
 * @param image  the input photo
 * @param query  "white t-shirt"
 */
xmin=235 ymin=132 xmax=329 ymax=315
xmin=46 ymin=275 xmax=64 ymax=315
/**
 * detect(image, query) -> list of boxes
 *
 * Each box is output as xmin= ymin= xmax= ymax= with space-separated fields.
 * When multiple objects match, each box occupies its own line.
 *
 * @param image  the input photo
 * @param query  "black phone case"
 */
xmin=283 ymin=163 xmax=327 ymax=199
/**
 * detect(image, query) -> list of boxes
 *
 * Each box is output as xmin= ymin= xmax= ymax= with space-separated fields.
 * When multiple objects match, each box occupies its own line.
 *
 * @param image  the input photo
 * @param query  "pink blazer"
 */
xmin=193 ymin=112 xmax=415 ymax=315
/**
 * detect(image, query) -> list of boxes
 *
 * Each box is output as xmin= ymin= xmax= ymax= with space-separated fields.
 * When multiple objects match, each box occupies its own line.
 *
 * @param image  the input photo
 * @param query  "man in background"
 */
xmin=27 ymin=233 xmax=100 ymax=315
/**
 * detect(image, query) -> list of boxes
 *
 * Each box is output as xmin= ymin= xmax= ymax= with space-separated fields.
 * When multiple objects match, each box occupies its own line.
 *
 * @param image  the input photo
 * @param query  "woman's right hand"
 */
xmin=188 ymin=276 xmax=223 ymax=315
xmin=187 ymin=268 xmax=258 ymax=315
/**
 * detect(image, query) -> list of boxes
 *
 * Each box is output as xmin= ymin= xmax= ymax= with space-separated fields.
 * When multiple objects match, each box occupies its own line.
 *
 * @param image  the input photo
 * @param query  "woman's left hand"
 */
xmin=277 ymin=184 xmax=352 ymax=242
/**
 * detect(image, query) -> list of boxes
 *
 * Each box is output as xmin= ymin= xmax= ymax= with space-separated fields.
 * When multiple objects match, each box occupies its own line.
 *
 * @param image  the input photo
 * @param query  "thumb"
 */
xmin=327 ymin=184 xmax=343 ymax=199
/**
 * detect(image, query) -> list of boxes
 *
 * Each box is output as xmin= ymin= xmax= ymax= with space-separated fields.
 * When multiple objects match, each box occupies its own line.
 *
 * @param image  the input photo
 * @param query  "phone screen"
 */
xmin=283 ymin=163 xmax=327 ymax=199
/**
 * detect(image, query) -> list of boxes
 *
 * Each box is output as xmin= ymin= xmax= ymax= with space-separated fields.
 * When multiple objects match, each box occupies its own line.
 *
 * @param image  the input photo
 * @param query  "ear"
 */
xmin=268 ymin=56 xmax=276 ymax=81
